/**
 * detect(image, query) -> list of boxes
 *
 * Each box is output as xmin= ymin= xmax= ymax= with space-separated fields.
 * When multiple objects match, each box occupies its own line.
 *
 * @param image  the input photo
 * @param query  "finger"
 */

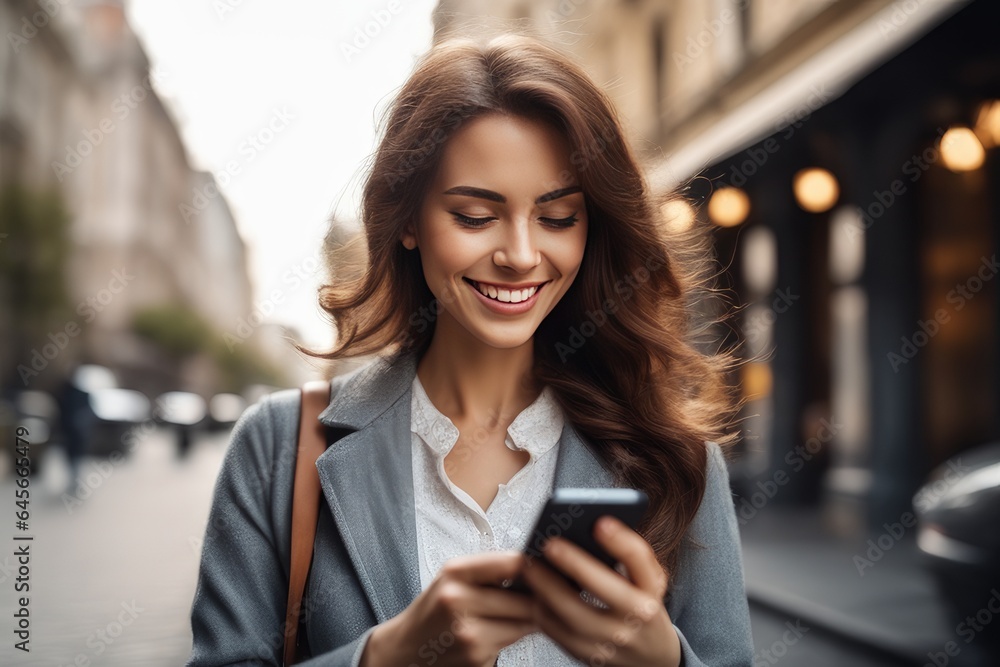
xmin=421 ymin=613 xmax=541 ymax=665
xmin=481 ymin=615 xmax=542 ymax=647
xmin=593 ymin=515 xmax=669 ymax=598
xmin=441 ymin=550 xmax=530 ymax=588
xmin=465 ymin=585 xmax=537 ymax=622
xmin=530 ymin=595 xmax=591 ymax=662
xmin=536 ymin=535 xmax=638 ymax=613
xmin=449 ymin=613 xmax=539 ymax=664
xmin=522 ymin=555 xmax=608 ymax=638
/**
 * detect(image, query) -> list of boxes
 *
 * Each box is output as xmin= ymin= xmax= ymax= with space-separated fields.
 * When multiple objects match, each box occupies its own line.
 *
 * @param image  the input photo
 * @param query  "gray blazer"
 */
xmin=186 ymin=348 xmax=754 ymax=666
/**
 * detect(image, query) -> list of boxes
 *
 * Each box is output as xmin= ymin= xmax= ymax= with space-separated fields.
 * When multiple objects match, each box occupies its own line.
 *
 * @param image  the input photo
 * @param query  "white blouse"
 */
xmin=349 ymin=372 xmax=584 ymax=666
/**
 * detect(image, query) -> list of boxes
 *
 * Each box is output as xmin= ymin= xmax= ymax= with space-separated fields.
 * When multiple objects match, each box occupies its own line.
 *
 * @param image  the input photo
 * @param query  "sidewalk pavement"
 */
xmin=739 ymin=506 xmax=995 ymax=666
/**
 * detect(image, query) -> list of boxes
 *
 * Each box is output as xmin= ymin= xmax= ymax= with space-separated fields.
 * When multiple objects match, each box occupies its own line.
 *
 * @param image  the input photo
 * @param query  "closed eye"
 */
xmin=451 ymin=211 xmax=496 ymax=227
xmin=539 ymin=219 xmax=577 ymax=228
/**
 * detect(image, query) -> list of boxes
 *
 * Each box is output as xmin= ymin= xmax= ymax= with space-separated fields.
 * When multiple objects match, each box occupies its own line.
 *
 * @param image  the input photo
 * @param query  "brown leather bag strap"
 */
xmin=283 ymin=380 xmax=331 ymax=666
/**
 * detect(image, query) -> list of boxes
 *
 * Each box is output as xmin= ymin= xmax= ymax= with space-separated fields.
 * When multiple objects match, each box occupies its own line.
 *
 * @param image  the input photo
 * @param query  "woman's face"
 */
xmin=403 ymin=112 xmax=589 ymax=350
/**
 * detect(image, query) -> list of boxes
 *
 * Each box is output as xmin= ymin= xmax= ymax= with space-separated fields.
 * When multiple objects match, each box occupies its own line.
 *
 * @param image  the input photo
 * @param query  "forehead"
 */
xmin=433 ymin=113 xmax=577 ymax=192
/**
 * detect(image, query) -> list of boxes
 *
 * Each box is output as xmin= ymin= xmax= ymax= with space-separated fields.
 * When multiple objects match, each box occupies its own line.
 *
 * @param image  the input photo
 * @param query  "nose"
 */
xmin=493 ymin=217 xmax=541 ymax=273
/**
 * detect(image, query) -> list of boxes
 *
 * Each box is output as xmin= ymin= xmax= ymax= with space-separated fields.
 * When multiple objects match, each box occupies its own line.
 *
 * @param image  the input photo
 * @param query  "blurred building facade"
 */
xmin=0 ymin=0 xmax=258 ymax=397
xmin=433 ymin=0 xmax=1000 ymax=532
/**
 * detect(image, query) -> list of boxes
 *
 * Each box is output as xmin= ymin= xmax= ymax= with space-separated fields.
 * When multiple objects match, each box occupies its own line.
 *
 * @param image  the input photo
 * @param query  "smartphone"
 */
xmin=503 ymin=487 xmax=649 ymax=595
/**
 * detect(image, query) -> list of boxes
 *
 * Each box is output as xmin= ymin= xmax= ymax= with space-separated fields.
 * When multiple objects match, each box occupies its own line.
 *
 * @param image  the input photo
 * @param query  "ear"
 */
xmin=401 ymin=224 xmax=417 ymax=250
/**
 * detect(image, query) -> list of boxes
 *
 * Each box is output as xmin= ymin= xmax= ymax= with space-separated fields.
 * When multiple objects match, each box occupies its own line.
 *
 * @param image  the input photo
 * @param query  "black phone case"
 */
xmin=506 ymin=488 xmax=649 ymax=594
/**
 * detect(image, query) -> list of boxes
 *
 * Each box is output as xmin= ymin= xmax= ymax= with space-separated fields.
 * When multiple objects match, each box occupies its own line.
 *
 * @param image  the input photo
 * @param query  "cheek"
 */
xmin=418 ymin=235 xmax=482 ymax=293
xmin=425 ymin=230 xmax=488 ymax=273
xmin=547 ymin=229 xmax=588 ymax=276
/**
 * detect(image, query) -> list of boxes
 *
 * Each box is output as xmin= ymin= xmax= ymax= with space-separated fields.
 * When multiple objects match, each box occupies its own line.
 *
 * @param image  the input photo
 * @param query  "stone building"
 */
xmin=0 ymin=0 xmax=257 ymax=397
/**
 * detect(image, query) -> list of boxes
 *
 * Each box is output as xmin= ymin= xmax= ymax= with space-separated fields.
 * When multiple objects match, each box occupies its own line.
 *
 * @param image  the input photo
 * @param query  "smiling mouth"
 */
xmin=463 ymin=277 xmax=550 ymax=303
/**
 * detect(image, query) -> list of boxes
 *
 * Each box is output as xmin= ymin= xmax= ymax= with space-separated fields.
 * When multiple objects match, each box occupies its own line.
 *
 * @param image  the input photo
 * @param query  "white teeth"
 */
xmin=472 ymin=280 xmax=539 ymax=303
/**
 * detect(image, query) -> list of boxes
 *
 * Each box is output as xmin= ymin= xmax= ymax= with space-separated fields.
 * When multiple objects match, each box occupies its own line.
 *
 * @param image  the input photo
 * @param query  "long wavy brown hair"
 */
xmin=301 ymin=32 xmax=741 ymax=578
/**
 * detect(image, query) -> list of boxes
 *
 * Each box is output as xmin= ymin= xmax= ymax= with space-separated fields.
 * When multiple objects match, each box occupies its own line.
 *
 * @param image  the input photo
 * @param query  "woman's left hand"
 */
xmin=520 ymin=515 xmax=681 ymax=667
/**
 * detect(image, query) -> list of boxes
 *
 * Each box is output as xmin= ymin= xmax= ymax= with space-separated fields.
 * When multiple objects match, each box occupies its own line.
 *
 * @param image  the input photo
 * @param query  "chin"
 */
xmin=472 ymin=329 xmax=537 ymax=350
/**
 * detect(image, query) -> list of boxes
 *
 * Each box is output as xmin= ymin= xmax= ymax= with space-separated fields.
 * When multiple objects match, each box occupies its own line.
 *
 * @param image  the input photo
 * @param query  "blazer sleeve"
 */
xmin=186 ymin=394 xmax=372 ymax=667
xmin=666 ymin=441 xmax=754 ymax=667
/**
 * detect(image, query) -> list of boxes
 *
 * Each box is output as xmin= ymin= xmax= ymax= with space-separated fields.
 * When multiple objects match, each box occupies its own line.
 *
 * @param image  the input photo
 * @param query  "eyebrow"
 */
xmin=441 ymin=185 xmax=583 ymax=204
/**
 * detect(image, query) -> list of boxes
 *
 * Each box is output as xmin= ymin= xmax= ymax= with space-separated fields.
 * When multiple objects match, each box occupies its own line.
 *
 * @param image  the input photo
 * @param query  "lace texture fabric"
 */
xmin=410 ymin=373 xmax=587 ymax=665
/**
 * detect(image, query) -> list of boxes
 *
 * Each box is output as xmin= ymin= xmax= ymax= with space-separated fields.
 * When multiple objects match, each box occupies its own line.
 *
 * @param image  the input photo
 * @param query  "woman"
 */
xmin=188 ymin=32 xmax=753 ymax=667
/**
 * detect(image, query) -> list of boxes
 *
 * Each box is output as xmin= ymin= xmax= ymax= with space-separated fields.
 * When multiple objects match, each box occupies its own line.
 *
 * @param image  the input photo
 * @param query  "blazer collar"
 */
xmin=313 ymin=348 xmax=616 ymax=624
xmin=317 ymin=349 xmax=417 ymax=432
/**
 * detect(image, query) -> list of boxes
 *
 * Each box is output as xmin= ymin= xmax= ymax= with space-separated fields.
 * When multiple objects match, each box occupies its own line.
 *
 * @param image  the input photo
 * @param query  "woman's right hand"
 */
xmin=359 ymin=550 xmax=539 ymax=667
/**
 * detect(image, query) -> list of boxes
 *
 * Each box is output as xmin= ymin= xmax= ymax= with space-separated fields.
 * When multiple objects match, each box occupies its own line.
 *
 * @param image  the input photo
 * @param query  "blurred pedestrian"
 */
xmin=56 ymin=366 xmax=94 ymax=495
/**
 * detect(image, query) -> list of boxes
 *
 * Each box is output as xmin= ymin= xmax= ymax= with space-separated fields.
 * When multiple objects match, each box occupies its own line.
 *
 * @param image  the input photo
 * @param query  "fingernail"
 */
xmin=598 ymin=516 xmax=616 ymax=534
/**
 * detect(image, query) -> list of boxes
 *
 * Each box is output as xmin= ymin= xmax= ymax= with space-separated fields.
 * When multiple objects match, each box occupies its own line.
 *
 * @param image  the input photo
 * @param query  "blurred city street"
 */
xmin=0 ymin=427 xmax=228 ymax=666
xmin=742 ymin=508 xmax=997 ymax=666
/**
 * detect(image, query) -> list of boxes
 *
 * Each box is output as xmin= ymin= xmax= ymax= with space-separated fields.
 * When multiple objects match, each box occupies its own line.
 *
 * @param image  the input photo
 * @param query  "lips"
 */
xmin=463 ymin=277 xmax=549 ymax=303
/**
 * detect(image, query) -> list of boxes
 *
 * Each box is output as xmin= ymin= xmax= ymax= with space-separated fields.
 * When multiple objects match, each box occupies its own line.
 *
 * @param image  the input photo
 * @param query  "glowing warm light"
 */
xmin=707 ymin=187 xmax=750 ymax=227
xmin=829 ymin=206 xmax=865 ymax=284
xmin=741 ymin=362 xmax=773 ymax=399
xmin=793 ymin=168 xmax=839 ymax=213
xmin=941 ymin=126 xmax=986 ymax=172
xmin=659 ymin=198 xmax=695 ymax=234
xmin=742 ymin=226 xmax=777 ymax=295
xmin=974 ymin=100 xmax=1000 ymax=148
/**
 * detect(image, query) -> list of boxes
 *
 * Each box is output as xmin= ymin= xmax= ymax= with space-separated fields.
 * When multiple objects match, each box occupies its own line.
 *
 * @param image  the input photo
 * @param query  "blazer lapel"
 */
xmin=312 ymin=348 xmax=617 ymax=625
xmin=553 ymin=421 xmax=617 ymax=489
xmin=314 ymin=350 xmax=422 ymax=624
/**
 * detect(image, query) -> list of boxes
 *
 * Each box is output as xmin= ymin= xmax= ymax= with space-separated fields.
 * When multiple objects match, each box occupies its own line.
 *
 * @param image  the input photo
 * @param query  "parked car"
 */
xmin=87 ymin=386 xmax=151 ymax=458
xmin=207 ymin=392 xmax=247 ymax=431
xmin=153 ymin=391 xmax=207 ymax=457
xmin=914 ymin=441 xmax=1000 ymax=653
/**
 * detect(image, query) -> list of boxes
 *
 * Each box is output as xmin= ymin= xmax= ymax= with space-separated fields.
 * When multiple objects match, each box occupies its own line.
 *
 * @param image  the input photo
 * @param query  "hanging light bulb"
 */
xmin=708 ymin=187 xmax=750 ymax=227
xmin=941 ymin=126 xmax=986 ymax=172
xmin=974 ymin=100 xmax=1000 ymax=148
xmin=793 ymin=168 xmax=839 ymax=213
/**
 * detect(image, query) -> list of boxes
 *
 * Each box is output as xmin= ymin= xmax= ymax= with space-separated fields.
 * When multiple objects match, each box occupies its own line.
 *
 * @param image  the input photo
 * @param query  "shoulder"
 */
xmin=704 ymin=440 xmax=730 ymax=486
xmin=217 ymin=357 xmax=384 ymax=495
xmin=229 ymin=358 xmax=372 ymax=450
xmin=669 ymin=443 xmax=753 ymax=667
xmin=668 ymin=439 xmax=744 ymax=601
xmin=691 ymin=440 xmax=737 ymax=531
xmin=221 ymin=360 xmax=374 ymax=473
xmin=229 ymin=388 xmax=302 ymax=455
xmin=215 ymin=388 xmax=302 ymax=499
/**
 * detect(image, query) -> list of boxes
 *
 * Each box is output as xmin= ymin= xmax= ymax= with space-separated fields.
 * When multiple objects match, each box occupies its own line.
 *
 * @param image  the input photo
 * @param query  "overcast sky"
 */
xmin=125 ymin=0 xmax=440 ymax=351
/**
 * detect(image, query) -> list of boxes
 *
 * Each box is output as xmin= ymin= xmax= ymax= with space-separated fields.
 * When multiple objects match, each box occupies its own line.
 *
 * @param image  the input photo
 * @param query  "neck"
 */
xmin=415 ymin=319 xmax=542 ymax=430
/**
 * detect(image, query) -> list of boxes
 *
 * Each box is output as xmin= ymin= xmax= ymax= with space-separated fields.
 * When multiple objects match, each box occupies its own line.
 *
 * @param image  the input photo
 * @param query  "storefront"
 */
xmin=683 ymin=0 xmax=1000 ymax=530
